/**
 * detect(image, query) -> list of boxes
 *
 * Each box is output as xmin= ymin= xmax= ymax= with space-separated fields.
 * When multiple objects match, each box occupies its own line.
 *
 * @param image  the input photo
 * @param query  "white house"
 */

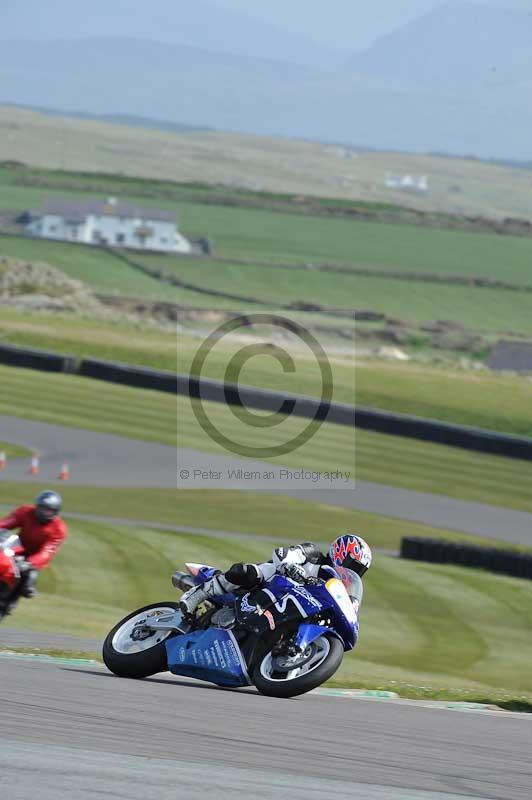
xmin=26 ymin=196 xmax=192 ymax=253
xmin=384 ymin=174 xmax=429 ymax=194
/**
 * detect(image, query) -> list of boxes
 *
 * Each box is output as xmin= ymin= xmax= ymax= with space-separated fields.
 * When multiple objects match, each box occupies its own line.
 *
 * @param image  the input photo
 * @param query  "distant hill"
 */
xmin=0 ymin=2 xmax=531 ymax=159
xmin=0 ymin=0 xmax=338 ymax=67
xmin=349 ymin=1 xmax=532 ymax=95
xmin=0 ymin=37 xmax=325 ymax=132
xmin=5 ymin=105 xmax=213 ymax=134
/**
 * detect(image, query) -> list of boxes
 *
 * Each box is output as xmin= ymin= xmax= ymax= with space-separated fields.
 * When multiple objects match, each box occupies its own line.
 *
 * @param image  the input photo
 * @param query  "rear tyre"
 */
xmin=252 ymin=634 xmax=344 ymax=698
xmin=102 ymin=602 xmax=181 ymax=679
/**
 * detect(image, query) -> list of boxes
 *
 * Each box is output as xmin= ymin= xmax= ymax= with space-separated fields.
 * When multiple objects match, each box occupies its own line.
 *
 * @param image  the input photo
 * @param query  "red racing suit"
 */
xmin=0 ymin=505 xmax=68 ymax=569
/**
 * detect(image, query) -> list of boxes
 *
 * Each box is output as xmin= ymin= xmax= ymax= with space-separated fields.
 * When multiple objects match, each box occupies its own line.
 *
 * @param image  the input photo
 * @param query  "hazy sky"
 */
xmin=210 ymin=0 xmax=532 ymax=50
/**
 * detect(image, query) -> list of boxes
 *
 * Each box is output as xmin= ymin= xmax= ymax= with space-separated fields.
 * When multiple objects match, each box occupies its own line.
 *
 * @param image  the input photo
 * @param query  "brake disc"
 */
xmin=131 ymin=626 xmax=155 ymax=641
xmin=273 ymin=645 xmax=314 ymax=672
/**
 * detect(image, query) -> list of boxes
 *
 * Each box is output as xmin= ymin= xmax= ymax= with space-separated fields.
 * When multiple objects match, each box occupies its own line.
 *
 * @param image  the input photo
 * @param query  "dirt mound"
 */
xmin=0 ymin=256 xmax=105 ymax=314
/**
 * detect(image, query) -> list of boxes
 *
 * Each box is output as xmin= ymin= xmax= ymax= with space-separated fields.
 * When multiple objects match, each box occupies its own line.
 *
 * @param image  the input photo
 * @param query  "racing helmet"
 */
xmin=328 ymin=534 xmax=372 ymax=577
xmin=34 ymin=490 xmax=62 ymax=523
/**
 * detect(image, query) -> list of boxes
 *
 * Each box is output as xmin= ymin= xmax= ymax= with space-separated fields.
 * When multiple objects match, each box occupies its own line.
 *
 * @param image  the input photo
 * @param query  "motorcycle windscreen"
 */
xmin=165 ymin=628 xmax=251 ymax=687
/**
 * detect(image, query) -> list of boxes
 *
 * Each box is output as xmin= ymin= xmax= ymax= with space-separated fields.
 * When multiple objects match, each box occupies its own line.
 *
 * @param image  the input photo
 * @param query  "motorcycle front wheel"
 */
xmin=252 ymin=633 xmax=343 ymax=698
xmin=102 ymin=601 xmax=181 ymax=678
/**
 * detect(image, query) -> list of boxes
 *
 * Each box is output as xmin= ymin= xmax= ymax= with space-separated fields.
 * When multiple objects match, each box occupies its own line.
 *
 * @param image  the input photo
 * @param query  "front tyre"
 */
xmin=252 ymin=634 xmax=344 ymax=698
xmin=102 ymin=602 xmax=181 ymax=678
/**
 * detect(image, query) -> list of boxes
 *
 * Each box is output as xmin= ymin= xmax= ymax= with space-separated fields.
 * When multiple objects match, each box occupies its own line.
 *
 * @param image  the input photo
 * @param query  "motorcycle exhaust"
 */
xmin=171 ymin=571 xmax=194 ymax=591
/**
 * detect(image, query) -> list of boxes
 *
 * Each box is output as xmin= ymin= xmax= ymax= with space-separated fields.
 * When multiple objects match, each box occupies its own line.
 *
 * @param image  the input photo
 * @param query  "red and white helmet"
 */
xmin=328 ymin=534 xmax=372 ymax=577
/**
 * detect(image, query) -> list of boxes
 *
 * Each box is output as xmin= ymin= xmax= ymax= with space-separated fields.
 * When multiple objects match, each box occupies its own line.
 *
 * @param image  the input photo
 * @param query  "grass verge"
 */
xmin=0 ymin=441 xmax=30 ymax=459
xmin=2 ymin=482 xmax=525 ymax=553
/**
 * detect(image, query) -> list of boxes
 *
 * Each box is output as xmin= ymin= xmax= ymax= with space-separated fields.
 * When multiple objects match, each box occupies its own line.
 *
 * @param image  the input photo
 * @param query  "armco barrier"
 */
xmin=401 ymin=537 xmax=532 ymax=580
xmin=354 ymin=405 xmax=532 ymax=461
xmin=79 ymin=358 xmax=177 ymax=393
xmin=184 ymin=375 xmax=333 ymax=421
xmin=0 ymin=343 xmax=76 ymax=373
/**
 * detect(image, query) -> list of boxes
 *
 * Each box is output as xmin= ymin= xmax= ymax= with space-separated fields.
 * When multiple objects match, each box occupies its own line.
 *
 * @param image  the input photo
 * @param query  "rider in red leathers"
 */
xmin=0 ymin=491 xmax=67 ymax=609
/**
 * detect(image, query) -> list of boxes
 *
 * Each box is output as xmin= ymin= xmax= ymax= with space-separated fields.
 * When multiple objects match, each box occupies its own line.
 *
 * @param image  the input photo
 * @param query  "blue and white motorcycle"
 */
xmin=103 ymin=562 xmax=361 ymax=698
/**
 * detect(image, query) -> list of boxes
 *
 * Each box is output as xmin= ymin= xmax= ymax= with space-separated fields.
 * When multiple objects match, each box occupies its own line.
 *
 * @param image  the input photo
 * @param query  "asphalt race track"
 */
xmin=1 ymin=656 xmax=532 ymax=800
xmin=2 ymin=415 xmax=532 ymax=545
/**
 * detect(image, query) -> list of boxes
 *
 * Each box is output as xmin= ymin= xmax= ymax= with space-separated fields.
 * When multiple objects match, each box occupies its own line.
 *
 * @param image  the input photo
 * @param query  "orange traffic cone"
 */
xmin=58 ymin=462 xmax=70 ymax=481
xmin=0 ymin=451 xmax=5 ymax=470
xmin=29 ymin=455 xmax=40 ymax=475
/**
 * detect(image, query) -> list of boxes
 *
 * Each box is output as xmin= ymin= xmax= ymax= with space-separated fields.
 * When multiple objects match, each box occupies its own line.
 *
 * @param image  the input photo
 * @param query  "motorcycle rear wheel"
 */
xmin=252 ymin=633 xmax=343 ymax=698
xmin=102 ymin=601 xmax=181 ymax=679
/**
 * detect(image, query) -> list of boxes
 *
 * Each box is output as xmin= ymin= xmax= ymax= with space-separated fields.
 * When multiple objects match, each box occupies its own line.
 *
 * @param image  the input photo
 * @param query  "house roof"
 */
xmin=33 ymin=196 xmax=176 ymax=223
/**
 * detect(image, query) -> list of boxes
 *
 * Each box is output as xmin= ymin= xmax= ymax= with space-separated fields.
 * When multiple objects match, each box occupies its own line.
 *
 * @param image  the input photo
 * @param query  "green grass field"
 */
xmin=136 ymin=253 xmax=532 ymax=335
xmin=2 ymin=364 xmax=532 ymax=516
xmin=3 ymin=161 xmax=532 ymax=284
xmin=337 ymin=555 xmax=532 ymax=700
xmin=3 ymin=166 xmax=532 ymax=343
xmin=0 ymin=235 xmax=242 ymax=308
xmin=2 ymin=515 xmax=532 ymax=703
xmin=3 ymin=203 xmax=532 ymax=343
xmin=141 ymin=207 xmax=532 ymax=283
xmin=3 ymin=180 xmax=532 ymax=286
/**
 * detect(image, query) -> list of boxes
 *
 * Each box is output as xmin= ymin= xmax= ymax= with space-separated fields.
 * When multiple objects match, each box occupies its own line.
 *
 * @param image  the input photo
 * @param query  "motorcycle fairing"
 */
xmin=165 ymin=627 xmax=252 ymax=687
xmin=0 ymin=532 xmax=22 ymax=593
xmin=236 ymin=574 xmax=324 ymax=626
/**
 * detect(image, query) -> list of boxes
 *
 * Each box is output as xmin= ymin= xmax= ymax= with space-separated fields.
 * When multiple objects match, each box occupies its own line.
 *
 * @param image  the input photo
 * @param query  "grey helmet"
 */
xmin=34 ymin=490 xmax=62 ymax=523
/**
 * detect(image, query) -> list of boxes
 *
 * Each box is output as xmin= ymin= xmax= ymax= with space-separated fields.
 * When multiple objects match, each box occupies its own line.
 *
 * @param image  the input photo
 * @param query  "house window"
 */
xmin=49 ymin=225 xmax=57 ymax=232
xmin=160 ymin=237 xmax=167 ymax=244
xmin=92 ymin=230 xmax=101 ymax=243
xmin=133 ymin=225 xmax=154 ymax=247
xmin=115 ymin=233 xmax=125 ymax=244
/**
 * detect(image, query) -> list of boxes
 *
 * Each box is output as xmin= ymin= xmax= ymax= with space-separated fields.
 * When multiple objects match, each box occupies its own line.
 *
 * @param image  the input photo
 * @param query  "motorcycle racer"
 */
xmin=179 ymin=534 xmax=372 ymax=618
xmin=0 ymin=490 xmax=67 ymax=608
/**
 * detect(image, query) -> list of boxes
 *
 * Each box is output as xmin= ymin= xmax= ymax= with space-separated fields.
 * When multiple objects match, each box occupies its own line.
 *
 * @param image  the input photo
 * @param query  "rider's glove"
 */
xmin=279 ymin=562 xmax=306 ymax=582
xmin=17 ymin=558 xmax=33 ymax=574
xmin=273 ymin=546 xmax=306 ymax=568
